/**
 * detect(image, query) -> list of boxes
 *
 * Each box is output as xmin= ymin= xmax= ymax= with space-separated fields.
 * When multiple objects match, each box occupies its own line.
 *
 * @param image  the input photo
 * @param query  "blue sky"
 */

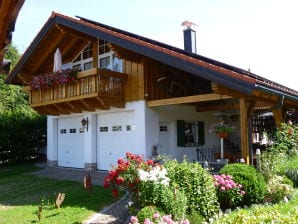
xmin=12 ymin=0 xmax=298 ymax=90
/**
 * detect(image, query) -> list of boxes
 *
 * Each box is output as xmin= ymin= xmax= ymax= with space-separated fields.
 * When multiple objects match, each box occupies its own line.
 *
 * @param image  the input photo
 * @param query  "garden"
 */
xmin=104 ymin=123 xmax=298 ymax=223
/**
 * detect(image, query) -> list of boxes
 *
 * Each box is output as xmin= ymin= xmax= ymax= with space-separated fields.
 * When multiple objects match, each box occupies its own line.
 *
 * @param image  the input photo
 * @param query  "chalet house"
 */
xmin=6 ymin=12 xmax=298 ymax=170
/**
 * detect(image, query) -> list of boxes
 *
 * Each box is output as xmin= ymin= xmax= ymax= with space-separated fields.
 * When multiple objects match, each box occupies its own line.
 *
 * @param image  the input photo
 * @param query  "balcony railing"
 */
xmin=26 ymin=68 xmax=128 ymax=109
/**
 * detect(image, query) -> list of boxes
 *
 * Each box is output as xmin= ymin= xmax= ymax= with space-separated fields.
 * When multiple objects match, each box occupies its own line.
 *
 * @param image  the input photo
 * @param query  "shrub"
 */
xmin=137 ymin=180 xmax=187 ymax=221
xmin=285 ymin=168 xmax=298 ymax=187
xmin=135 ymin=207 xmax=190 ymax=224
xmin=164 ymin=159 xmax=219 ymax=219
xmin=218 ymin=206 xmax=298 ymax=224
xmin=220 ymin=163 xmax=267 ymax=206
xmin=213 ymin=174 xmax=245 ymax=209
xmin=284 ymin=155 xmax=298 ymax=187
xmin=265 ymin=175 xmax=293 ymax=204
xmin=136 ymin=206 xmax=164 ymax=223
xmin=259 ymin=150 xmax=287 ymax=181
xmin=103 ymin=152 xmax=156 ymax=197
xmin=186 ymin=212 xmax=205 ymax=224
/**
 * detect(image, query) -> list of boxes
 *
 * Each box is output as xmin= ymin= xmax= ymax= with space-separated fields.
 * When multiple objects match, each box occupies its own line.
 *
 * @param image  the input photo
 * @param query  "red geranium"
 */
xmin=103 ymin=152 xmax=158 ymax=198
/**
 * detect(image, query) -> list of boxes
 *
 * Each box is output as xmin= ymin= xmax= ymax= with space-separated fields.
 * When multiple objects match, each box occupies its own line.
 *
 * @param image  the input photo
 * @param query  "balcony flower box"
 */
xmin=31 ymin=69 xmax=78 ymax=90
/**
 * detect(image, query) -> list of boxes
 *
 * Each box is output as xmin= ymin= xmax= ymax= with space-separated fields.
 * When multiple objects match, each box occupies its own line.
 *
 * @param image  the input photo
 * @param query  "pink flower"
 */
xmin=153 ymin=212 xmax=160 ymax=219
xmin=240 ymin=190 xmax=246 ymax=195
xmin=144 ymin=218 xmax=153 ymax=224
xmin=220 ymin=186 xmax=226 ymax=191
xmin=130 ymin=216 xmax=138 ymax=223
xmin=183 ymin=219 xmax=190 ymax=224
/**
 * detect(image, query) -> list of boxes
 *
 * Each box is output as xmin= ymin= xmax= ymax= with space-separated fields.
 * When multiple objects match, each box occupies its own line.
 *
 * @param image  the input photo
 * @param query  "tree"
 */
xmin=0 ymin=44 xmax=46 ymax=164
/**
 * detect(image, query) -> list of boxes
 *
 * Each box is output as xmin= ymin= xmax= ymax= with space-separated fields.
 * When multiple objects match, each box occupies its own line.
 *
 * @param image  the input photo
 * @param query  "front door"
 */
xmin=158 ymin=122 xmax=171 ymax=156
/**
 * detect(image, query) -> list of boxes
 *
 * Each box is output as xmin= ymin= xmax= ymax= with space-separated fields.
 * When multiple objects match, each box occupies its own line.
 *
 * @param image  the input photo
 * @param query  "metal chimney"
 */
xmin=181 ymin=21 xmax=197 ymax=53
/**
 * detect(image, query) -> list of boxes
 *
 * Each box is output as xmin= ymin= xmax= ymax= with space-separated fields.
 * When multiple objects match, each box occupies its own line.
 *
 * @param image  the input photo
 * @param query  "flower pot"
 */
xmin=218 ymin=132 xmax=229 ymax=138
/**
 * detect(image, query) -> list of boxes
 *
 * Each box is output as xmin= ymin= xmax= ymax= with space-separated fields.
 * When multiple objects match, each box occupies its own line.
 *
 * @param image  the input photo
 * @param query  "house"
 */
xmin=0 ymin=0 xmax=24 ymax=73
xmin=6 ymin=12 xmax=298 ymax=170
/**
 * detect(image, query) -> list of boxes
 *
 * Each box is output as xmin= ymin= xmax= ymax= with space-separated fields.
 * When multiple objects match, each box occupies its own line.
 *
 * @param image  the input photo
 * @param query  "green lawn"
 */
xmin=0 ymin=163 xmax=117 ymax=224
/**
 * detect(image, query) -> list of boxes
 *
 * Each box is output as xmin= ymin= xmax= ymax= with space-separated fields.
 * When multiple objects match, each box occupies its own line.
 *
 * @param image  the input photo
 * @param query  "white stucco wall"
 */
xmin=145 ymin=104 xmax=240 ymax=162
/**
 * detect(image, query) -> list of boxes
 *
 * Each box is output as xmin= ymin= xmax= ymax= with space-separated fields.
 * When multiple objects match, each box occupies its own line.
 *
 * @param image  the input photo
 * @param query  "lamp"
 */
xmin=81 ymin=117 xmax=88 ymax=132
xmin=256 ymin=148 xmax=261 ymax=169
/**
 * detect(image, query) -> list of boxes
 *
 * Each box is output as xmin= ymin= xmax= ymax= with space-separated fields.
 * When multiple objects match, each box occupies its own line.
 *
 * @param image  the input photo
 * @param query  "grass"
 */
xmin=0 ymin=163 xmax=118 ymax=224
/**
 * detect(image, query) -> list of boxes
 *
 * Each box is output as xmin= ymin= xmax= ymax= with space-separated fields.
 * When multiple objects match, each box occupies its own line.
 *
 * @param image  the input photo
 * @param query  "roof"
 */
xmin=6 ymin=12 xmax=298 ymax=101
xmin=0 ymin=0 xmax=24 ymax=72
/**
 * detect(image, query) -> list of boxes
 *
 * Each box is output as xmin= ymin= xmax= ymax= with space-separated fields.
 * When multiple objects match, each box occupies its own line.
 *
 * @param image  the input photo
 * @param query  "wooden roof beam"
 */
xmin=30 ymin=28 xmax=66 ymax=73
xmin=147 ymin=93 xmax=232 ymax=107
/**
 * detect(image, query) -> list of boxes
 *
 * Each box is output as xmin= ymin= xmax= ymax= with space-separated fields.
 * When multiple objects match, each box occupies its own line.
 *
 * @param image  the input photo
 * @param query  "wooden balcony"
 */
xmin=25 ymin=68 xmax=128 ymax=115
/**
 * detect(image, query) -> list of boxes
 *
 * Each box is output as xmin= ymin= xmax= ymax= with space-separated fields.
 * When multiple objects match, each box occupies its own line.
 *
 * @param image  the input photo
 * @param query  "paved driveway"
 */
xmin=31 ymin=164 xmax=108 ymax=186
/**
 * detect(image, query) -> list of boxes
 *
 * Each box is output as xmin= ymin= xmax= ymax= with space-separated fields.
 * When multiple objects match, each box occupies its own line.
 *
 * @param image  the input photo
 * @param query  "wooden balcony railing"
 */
xmin=25 ymin=68 xmax=128 ymax=113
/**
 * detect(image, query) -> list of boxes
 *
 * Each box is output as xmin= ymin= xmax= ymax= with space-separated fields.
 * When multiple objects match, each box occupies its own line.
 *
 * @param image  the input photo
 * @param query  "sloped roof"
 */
xmin=7 ymin=12 xmax=298 ymax=101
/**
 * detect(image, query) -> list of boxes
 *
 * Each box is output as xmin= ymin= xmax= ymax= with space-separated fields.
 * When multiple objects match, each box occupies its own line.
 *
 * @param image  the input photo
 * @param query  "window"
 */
xmin=71 ymin=43 xmax=93 ymax=71
xmin=99 ymin=52 xmax=113 ymax=70
xmin=100 ymin=126 xmax=109 ymax=132
xmin=177 ymin=120 xmax=205 ymax=147
xmin=126 ymin=125 xmax=131 ymax=131
xmin=70 ymin=39 xmax=123 ymax=72
xmin=160 ymin=126 xmax=168 ymax=132
xmin=112 ymin=126 xmax=122 ymax=132
xmin=60 ymin=129 xmax=67 ymax=134
xmin=69 ymin=128 xmax=76 ymax=133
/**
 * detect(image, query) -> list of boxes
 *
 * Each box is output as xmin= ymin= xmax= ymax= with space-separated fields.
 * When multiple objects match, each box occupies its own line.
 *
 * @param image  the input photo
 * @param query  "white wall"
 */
xmin=145 ymin=104 xmax=240 ymax=162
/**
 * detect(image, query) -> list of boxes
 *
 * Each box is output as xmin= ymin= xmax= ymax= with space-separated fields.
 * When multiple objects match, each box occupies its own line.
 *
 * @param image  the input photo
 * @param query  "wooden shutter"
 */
xmin=177 ymin=120 xmax=185 ymax=147
xmin=197 ymin=121 xmax=205 ymax=145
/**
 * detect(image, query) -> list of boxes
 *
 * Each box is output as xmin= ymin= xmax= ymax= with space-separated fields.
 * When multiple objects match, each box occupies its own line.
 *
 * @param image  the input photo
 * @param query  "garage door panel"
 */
xmin=58 ymin=117 xmax=84 ymax=168
xmin=97 ymin=111 xmax=135 ymax=170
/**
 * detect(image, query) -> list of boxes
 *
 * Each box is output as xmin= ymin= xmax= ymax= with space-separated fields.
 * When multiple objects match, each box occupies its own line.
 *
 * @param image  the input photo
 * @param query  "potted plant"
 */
xmin=210 ymin=120 xmax=234 ymax=138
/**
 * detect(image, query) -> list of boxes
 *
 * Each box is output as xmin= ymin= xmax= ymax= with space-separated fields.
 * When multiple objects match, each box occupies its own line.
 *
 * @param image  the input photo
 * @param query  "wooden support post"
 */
xmin=272 ymin=108 xmax=284 ymax=128
xmin=93 ymin=40 xmax=98 ymax=69
xmin=239 ymin=97 xmax=249 ymax=164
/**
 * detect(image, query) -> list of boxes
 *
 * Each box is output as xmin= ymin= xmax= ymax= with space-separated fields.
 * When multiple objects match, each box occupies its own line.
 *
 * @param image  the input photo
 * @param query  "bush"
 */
xmin=284 ymin=156 xmax=298 ymax=187
xmin=0 ymin=111 xmax=46 ymax=164
xmin=267 ymin=123 xmax=298 ymax=158
xmin=138 ymin=182 xmax=187 ymax=221
xmin=259 ymin=150 xmax=287 ymax=181
xmin=265 ymin=176 xmax=293 ymax=204
xmin=164 ymin=159 xmax=219 ymax=219
xmin=136 ymin=206 xmax=164 ymax=223
xmin=218 ymin=206 xmax=298 ymax=224
xmin=220 ymin=163 xmax=267 ymax=206
xmin=186 ymin=212 xmax=205 ymax=224
xmin=213 ymin=174 xmax=245 ymax=209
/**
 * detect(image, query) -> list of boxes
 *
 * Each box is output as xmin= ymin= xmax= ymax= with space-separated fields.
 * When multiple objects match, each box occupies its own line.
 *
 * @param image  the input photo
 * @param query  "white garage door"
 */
xmin=97 ymin=111 xmax=135 ymax=170
xmin=58 ymin=117 xmax=84 ymax=168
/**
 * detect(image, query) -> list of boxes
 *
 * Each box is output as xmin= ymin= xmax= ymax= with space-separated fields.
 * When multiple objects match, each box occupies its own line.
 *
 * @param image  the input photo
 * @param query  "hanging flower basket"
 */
xmin=209 ymin=120 xmax=234 ymax=138
xmin=218 ymin=132 xmax=229 ymax=139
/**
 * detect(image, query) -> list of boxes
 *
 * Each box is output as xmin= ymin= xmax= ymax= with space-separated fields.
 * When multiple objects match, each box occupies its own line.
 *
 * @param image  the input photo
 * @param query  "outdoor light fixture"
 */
xmin=81 ymin=117 xmax=88 ymax=132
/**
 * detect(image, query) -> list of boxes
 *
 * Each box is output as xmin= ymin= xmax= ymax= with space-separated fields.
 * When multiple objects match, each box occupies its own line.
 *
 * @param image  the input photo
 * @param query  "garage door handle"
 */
xmin=66 ymin=150 xmax=69 ymax=154
xmin=109 ymin=152 xmax=111 ymax=155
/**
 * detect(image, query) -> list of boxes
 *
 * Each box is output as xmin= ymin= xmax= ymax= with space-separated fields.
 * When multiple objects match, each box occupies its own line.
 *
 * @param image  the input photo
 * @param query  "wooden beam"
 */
xmin=147 ymin=94 xmax=232 ymax=107
xmin=92 ymin=40 xmax=98 ymax=69
xmin=272 ymin=108 xmax=284 ymax=127
xmin=30 ymin=28 xmax=65 ymax=72
xmin=212 ymin=83 xmax=247 ymax=98
xmin=239 ymin=97 xmax=249 ymax=164
xmin=18 ymin=73 xmax=31 ymax=85
xmin=196 ymin=103 xmax=239 ymax=112
xmin=247 ymin=100 xmax=256 ymax=117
